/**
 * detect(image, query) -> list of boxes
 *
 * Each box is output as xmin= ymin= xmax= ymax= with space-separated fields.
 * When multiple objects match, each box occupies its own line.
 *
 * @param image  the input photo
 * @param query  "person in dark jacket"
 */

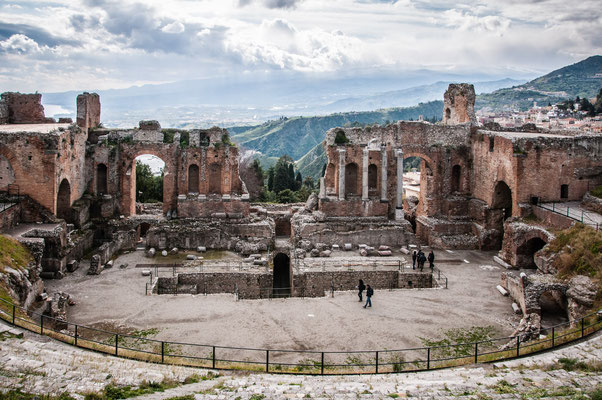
xmin=363 ymin=285 xmax=373 ymax=308
xmin=428 ymin=250 xmax=435 ymax=269
xmin=412 ymin=250 xmax=417 ymax=269
xmin=358 ymin=279 xmax=366 ymax=302
xmin=417 ymin=250 xmax=426 ymax=271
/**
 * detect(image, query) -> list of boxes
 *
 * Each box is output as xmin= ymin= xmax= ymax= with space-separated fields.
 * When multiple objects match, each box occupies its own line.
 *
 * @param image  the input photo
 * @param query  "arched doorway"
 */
xmin=493 ymin=181 xmax=512 ymax=220
xmin=273 ymin=253 xmax=291 ymax=297
xmin=0 ymin=154 xmax=16 ymax=190
xmin=516 ymin=237 xmax=547 ymax=269
xmin=188 ymin=164 xmax=199 ymax=193
xmin=208 ymin=163 xmax=222 ymax=194
xmin=57 ymin=178 xmax=72 ymax=222
xmin=539 ymin=290 xmax=568 ymax=330
xmin=345 ymin=162 xmax=358 ymax=197
xmin=96 ymin=163 xmax=108 ymax=194
xmin=451 ymin=165 xmax=461 ymax=193
xmin=368 ymin=164 xmax=378 ymax=193
xmin=132 ymin=154 xmax=166 ymax=215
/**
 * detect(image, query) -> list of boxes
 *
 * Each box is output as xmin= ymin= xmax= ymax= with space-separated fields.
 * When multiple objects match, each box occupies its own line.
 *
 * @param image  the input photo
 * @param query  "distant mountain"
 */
xmin=321 ymin=78 xmax=524 ymax=113
xmin=477 ymin=55 xmax=602 ymax=111
xmin=230 ymin=101 xmax=443 ymax=179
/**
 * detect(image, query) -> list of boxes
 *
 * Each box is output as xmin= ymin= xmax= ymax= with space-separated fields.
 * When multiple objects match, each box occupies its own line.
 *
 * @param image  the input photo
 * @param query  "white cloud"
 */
xmin=161 ymin=21 xmax=185 ymax=34
xmin=0 ymin=34 xmax=42 ymax=54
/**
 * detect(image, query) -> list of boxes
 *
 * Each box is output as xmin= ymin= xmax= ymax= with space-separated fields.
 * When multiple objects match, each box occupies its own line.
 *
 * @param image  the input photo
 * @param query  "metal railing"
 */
xmin=538 ymin=203 xmax=600 ymax=231
xmin=1 ymin=297 xmax=599 ymax=375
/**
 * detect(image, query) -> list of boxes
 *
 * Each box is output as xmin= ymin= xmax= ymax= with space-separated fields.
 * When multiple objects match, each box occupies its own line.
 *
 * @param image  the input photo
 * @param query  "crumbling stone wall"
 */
xmin=442 ymin=83 xmax=476 ymax=125
xmin=76 ymin=92 xmax=100 ymax=133
xmin=0 ymin=92 xmax=51 ymax=124
xmin=499 ymin=222 xmax=554 ymax=268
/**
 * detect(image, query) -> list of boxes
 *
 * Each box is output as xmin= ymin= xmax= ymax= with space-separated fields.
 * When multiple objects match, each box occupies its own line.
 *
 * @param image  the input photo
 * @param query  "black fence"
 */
xmin=1 ymin=297 xmax=600 ymax=375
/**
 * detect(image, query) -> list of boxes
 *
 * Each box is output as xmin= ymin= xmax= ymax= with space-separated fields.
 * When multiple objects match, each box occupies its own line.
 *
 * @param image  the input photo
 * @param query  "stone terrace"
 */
xmin=1 ymin=320 xmax=601 ymax=399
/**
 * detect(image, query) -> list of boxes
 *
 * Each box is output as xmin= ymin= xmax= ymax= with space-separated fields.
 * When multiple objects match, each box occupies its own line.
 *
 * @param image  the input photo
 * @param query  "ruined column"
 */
xmin=338 ymin=148 xmax=346 ymax=201
xmin=380 ymin=146 xmax=388 ymax=201
xmin=396 ymin=149 xmax=404 ymax=209
xmin=362 ymin=147 xmax=369 ymax=200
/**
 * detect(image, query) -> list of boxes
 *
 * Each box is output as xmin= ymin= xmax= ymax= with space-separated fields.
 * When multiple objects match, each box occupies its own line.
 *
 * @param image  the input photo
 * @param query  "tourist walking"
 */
xmin=412 ymin=250 xmax=417 ymax=269
xmin=363 ymin=284 xmax=373 ymax=308
xmin=358 ymin=279 xmax=366 ymax=302
xmin=428 ymin=250 xmax=435 ymax=270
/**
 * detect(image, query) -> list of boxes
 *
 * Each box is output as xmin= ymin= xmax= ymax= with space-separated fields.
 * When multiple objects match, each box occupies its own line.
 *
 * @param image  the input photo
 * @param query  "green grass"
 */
xmin=0 ymin=391 xmax=76 ymax=400
xmin=0 ymin=234 xmax=34 ymax=274
xmin=591 ymin=185 xmax=602 ymax=199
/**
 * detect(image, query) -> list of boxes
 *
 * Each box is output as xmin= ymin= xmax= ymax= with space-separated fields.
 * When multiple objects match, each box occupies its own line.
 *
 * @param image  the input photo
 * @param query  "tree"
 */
xmin=303 ymin=176 xmax=315 ymax=189
xmin=276 ymin=189 xmax=298 ymax=204
xmin=136 ymin=163 xmax=163 ymax=203
xmin=273 ymin=156 xmax=292 ymax=193
xmin=288 ymin=163 xmax=296 ymax=190
xmin=267 ymin=166 xmax=275 ymax=191
xmin=295 ymin=172 xmax=303 ymax=190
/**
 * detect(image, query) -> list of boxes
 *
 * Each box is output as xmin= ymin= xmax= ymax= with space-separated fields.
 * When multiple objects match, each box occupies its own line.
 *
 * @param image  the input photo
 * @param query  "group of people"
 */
xmin=412 ymin=249 xmax=435 ymax=271
xmin=357 ymin=279 xmax=373 ymax=308
xmin=356 ymin=249 xmax=436 ymax=308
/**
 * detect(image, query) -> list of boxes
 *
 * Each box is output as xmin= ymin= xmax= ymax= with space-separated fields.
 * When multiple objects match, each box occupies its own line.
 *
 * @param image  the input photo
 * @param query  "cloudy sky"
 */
xmin=0 ymin=0 xmax=600 ymax=93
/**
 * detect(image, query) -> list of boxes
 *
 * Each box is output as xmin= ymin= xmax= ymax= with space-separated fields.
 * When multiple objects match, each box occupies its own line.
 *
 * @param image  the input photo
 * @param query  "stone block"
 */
xmin=66 ymin=260 xmax=79 ymax=272
xmin=344 ymin=243 xmax=353 ymax=251
xmin=187 ymin=254 xmax=197 ymax=260
xmin=496 ymin=285 xmax=508 ymax=296
xmin=378 ymin=250 xmax=392 ymax=256
xmin=141 ymin=269 xmax=151 ymax=276
xmin=161 ymin=250 xmax=168 ymax=257
xmin=197 ymin=246 xmax=207 ymax=252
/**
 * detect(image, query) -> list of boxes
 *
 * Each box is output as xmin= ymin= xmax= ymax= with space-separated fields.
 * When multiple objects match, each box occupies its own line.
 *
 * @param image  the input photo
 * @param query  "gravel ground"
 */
xmin=42 ymin=249 xmax=520 ymax=354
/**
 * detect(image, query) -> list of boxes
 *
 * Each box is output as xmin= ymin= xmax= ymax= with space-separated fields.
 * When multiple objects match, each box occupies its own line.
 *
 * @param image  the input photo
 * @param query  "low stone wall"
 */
xmin=64 ymin=229 xmax=95 ymax=264
xmin=177 ymin=198 xmax=250 ymax=218
xmin=0 ymin=203 xmax=20 ymax=231
xmin=318 ymin=198 xmax=389 ymax=217
xmin=94 ymin=229 xmax=137 ymax=265
xmin=157 ymin=270 xmax=433 ymax=299
xmin=501 ymin=272 xmax=526 ymax=315
xmin=532 ymin=206 xmax=574 ymax=229
xmin=146 ymin=219 xmax=273 ymax=251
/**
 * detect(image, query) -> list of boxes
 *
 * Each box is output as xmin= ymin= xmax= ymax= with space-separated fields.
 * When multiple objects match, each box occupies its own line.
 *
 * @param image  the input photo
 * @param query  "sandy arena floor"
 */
xmin=43 ymin=249 xmax=520 ymax=353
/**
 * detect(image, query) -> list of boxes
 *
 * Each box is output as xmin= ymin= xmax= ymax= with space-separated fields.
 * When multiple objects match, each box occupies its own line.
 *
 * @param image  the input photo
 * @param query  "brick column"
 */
xmin=380 ymin=146 xmax=388 ymax=201
xmin=396 ymin=149 xmax=404 ymax=209
xmin=338 ymin=148 xmax=346 ymax=201
xmin=362 ymin=147 xmax=369 ymax=200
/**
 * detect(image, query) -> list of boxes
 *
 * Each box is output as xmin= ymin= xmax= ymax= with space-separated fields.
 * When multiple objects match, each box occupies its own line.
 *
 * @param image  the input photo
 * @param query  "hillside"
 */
xmin=231 ymin=101 xmax=443 ymax=162
xmin=477 ymin=55 xmax=602 ymax=111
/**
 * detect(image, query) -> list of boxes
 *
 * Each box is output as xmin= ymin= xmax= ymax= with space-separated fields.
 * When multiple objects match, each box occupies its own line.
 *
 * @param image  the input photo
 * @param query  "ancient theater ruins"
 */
xmin=1 ymin=84 xmax=601 ymax=359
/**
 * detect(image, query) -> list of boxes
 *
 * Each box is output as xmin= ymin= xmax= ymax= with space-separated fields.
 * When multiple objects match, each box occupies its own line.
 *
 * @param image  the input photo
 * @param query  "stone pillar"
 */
xmin=380 ymin=146 xmax=388 ymax=201
xmin=396 ymin=149 xmax=404 ymax=209
xmin=362 ymin=147 xmax=369 ymax=200
xmin=338 ymin=148 xmax=346 ymax=201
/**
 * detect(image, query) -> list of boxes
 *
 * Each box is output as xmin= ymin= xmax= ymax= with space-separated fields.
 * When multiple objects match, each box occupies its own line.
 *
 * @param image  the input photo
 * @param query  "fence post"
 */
xmin=12 ymin=304 xmax=15 ymax=324
xmin=427 ymin=348 xmax=430 ymax=370
xmin=266 ymin=350 xmax=269 ymax=372
xmin=375 ymin=351 xmax=379 ymax=373
xmin=438 ymin=269 xmax=441 ymax=280
xmin=321 ymin=352 xmax=325 ymax=375
xmin=115 ymin=334 xmax=119 ymax=356
xmin=212 ymin=346 xmax=216 ymax=369
xmin=581 ymin=318 xmax=585 ymax=337
xmin=474 ymin=342 xmax=478 ymax=363
xmin=516 ymin=336 xmax=520 ymax=357
xmin=40 ymin=315 xmax=44 ymax=335
xmin=445 ymin=278 xmax=448 ymax=289
xmin=74 ymin=325 xmax=78 ymax=346
xmin=552 ymin=327 xmax=555 ymax=347
xmin=161 ymin=341 xmax=165 ymax=363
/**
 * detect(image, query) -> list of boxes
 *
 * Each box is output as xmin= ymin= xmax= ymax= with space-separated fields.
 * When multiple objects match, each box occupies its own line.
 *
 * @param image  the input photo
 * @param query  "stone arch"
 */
xmin=96 ymin=163 xmax=108 ymax=194
xmin=208 ymin=162 xmax=222 ymax=194
xmin=0 ymin=154 xmax=16 ymax=190
xmin=273 ymin=253 xmax=291 ymax=297
xmin=402 ymin=152 xmax=436 ymax=216
xmin=123 ymin=150 xmax=169 ymax=216
xmin=188 ymin=164 xmax=199 ymax=193
xmin=516 ymin=236 xmax=547 ymax=269
xmin=539 ymin=289 xmax=568 ymax=329
xmin=345 ymin=162 xmax=359 ymax=197
xmin=368 ymin=163 xmax=378 ymax=190
xmin=492 ymin=180 xmax=512 ymax=220
xmin=451 ymin=164 xmax=461 ymax=193
xmin=57 ymin=178 xmax=72 ymax=222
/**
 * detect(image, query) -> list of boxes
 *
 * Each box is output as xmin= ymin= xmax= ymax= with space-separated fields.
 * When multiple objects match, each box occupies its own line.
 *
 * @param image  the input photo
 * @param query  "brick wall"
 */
xmin=0 ymin=92 xmax=49 ymax=124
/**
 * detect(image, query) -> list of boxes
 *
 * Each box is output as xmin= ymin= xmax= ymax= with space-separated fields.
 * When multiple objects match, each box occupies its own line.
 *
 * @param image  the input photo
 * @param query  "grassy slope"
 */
xmin=0 ymin=235 xmax=34 ymax=307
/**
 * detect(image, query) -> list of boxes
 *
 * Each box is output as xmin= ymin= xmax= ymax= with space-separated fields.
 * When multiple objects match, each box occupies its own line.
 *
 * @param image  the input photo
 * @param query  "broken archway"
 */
xmin=57 ymin=178 xmax=72 ymax=223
